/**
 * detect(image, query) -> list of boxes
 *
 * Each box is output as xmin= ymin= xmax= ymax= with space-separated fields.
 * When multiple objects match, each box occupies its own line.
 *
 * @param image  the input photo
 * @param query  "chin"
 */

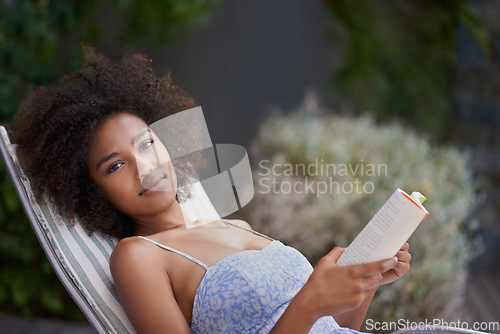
xmin=144 ymin=191 xmax=178 ymax=212
xmin=122 ymin=191 xmax=177 ymax=218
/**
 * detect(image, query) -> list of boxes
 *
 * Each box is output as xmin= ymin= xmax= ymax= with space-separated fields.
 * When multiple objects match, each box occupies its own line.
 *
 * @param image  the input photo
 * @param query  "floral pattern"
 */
xmin=191 ymin=240 xmax=362 ymax=334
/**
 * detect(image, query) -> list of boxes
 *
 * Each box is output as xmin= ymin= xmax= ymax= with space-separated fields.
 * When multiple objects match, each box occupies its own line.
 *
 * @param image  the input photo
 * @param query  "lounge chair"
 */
xmin=0 ymin=124 xmax=219 ymax=334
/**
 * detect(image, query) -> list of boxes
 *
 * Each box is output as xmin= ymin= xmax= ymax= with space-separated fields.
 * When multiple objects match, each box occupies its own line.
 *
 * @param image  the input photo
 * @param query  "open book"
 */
xmin=337 ymin=188 xmax=429 ymax=266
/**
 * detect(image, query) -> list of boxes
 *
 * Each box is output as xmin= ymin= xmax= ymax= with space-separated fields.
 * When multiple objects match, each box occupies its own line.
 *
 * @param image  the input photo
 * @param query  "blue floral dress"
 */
xmin=139 ymin=221 xmax=364 ymax=334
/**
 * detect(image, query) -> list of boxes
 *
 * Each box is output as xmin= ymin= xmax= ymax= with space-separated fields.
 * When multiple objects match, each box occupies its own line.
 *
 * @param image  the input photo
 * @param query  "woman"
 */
xmin=12 ymin=48 xmax=411 ymax=334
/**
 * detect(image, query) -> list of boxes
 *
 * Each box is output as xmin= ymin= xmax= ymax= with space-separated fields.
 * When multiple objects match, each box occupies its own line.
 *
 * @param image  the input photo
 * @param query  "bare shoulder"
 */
xmin=225 ymin=219 xmax=253 ymax=230
xmin=110 ymin=236 xmax=161 ymax=274
xmin=111 ymin=236 xmax=147 ymax=262
xmin=110 ymin=237 xmax=191 ymax=333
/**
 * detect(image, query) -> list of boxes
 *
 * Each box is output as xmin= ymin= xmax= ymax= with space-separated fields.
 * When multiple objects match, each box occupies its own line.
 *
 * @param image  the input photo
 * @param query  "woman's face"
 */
xmin=87 ymin=112 xmax=177 ymax=220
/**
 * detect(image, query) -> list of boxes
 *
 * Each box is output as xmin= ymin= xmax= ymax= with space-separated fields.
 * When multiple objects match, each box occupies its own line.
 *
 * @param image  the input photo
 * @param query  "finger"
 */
xmin=400 ymin=242 xmax=410 ymax=251
xmin=395 ymin=249 xmax=411 ymax=263
xmin=349 ymin=257 xmax=397 ymax=277
xmin=326 ymin=247 xmax=346 ymax=262
xmin=362 ymin=273 xmax=383 ymax=290
xmin=393 ymin=262 xmax=411 ymax=278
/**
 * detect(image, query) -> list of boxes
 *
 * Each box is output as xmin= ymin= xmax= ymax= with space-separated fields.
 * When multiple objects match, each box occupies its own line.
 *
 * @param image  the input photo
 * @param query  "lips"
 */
xmin=139 ymin=168 xmax=169 ymax=196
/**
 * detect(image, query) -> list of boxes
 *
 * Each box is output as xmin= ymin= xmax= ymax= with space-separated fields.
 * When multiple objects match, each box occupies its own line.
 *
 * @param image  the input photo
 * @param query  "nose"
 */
xmin=135 ymin=154 xmax=156 ymax=180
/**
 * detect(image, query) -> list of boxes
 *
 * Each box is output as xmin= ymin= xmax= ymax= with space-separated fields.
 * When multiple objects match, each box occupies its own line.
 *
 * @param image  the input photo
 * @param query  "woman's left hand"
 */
xmin=380 ymin=242 xmax=411 ymax=285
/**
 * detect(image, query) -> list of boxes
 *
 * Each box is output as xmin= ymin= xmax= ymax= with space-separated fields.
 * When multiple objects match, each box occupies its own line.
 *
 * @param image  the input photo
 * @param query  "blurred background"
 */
xmin=1 ymin=0 xmax=499 ymax=332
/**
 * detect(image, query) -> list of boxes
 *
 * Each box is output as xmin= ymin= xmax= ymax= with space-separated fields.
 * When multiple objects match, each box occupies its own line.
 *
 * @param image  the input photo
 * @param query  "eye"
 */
xmin=139 ymin=139 xmax=154 ymax=152
xmin=106 ymin=161 xmax=124 ymax=174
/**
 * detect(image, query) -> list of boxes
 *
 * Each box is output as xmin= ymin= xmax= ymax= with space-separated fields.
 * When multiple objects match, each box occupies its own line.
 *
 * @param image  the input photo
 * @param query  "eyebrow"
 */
xmin=96 ymin=152 xmax=120 ymax=170
xmin=95 ymin=128 xmax=152 ymax=170
xmin=133 ymin=128 xmax=152 ymax=145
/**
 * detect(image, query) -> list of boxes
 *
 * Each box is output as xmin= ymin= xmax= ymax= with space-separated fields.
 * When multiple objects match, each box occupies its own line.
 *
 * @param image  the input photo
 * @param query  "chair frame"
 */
xmin=1 ymin=123 xmax=222 ymax=333
xmin=1 ymin=125 xmax=111 ymax=332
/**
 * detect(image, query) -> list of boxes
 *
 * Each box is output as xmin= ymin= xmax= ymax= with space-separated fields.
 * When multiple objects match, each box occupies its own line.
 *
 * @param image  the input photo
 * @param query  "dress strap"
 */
xmin=137 ymin=236 xmax=209 ymax=270
xmin=219 ymin=219 xmax=275 ymax=241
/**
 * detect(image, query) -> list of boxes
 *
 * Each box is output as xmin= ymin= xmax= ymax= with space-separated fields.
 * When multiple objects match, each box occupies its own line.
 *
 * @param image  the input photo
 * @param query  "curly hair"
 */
xmin=11 ymin=47 xmax=196 ymax=238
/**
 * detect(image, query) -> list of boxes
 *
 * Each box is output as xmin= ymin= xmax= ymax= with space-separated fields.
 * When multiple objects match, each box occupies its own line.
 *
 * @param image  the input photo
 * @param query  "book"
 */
xmin=337 ymin=188 xmax=429 ymax=266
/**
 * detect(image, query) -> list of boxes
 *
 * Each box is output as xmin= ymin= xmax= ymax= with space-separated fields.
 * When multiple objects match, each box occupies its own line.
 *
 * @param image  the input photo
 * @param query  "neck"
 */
xmin=132 ymin=200 xmax=193 ymax=236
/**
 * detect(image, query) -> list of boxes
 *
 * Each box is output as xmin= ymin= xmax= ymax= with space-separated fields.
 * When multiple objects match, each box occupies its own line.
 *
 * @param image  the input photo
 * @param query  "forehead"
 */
xmin=95 ymin=112 xmax=147 ymax=142
xmin=88 ymin=112 xmax=148 ymax=156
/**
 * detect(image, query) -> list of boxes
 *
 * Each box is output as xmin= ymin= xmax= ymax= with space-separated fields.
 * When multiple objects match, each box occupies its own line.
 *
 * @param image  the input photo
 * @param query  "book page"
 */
xmin=337 ymin=189 xmax=428 ymax=266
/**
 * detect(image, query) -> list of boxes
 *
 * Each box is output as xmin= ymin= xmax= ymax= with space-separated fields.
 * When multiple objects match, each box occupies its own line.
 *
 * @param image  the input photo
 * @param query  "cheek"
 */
xmin=95 ymin=176 xmax=135 ymax=210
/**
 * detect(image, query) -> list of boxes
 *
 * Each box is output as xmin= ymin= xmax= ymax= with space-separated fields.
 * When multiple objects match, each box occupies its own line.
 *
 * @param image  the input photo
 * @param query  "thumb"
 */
xmin=325 ymin=247 xmax=345 ymax=262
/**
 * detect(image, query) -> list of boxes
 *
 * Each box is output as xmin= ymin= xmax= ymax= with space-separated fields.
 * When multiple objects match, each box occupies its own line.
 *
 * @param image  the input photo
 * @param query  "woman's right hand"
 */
xmin=299 ymin=247 xmax=397 ymax=319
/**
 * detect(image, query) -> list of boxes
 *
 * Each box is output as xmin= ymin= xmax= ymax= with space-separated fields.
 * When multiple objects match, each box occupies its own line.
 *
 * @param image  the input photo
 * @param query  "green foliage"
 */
xmin=0 ymin=0 xmax=220 ymax=321
xmin=0 ymin=0 xmax=221 ymax=124
xmin=117 ymin=0 xmax=221 ymax=44
xmin=247 ymin=99 xmax=480 ymax=325
xmin=324 ymin=0 xmax=489 ymax=136
xmin=0 ymin=159 xmax=86 ymax=320
xmin=0 ymin=0 xmax=87 ymax=123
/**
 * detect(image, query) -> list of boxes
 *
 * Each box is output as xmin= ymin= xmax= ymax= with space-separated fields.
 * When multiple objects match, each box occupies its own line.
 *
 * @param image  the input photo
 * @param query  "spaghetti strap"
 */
xmin=137 ymin=220 xmax=273 ymax=270
xmin=219 ymin=219 xmax=275 ymax=242
xmin=137 ymin=236 xmax=209 ymax=270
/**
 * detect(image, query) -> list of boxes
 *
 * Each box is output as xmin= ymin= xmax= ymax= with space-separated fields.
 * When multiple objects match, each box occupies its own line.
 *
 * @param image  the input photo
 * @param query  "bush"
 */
xmin=0 ymin=159 xmax=85 ymax=320
xmin=323 ymin=0 xmax=489 ymax=137
xmin=245 ymin=98 xmax=480 ymax=325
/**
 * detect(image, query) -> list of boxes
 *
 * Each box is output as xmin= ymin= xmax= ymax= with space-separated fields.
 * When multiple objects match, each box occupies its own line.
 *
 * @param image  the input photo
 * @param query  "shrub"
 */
xmin=323 ymin=0 xmax=489 ymax=137
xmin=245 ymin=98 xmax=480 ymax=324
xmin=0 ymin=159 xmax=85 ymax=320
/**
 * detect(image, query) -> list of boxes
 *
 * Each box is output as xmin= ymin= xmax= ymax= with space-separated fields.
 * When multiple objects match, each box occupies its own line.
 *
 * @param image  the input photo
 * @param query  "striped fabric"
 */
xmin=0 ymin=125 xmax=220 ymax=334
